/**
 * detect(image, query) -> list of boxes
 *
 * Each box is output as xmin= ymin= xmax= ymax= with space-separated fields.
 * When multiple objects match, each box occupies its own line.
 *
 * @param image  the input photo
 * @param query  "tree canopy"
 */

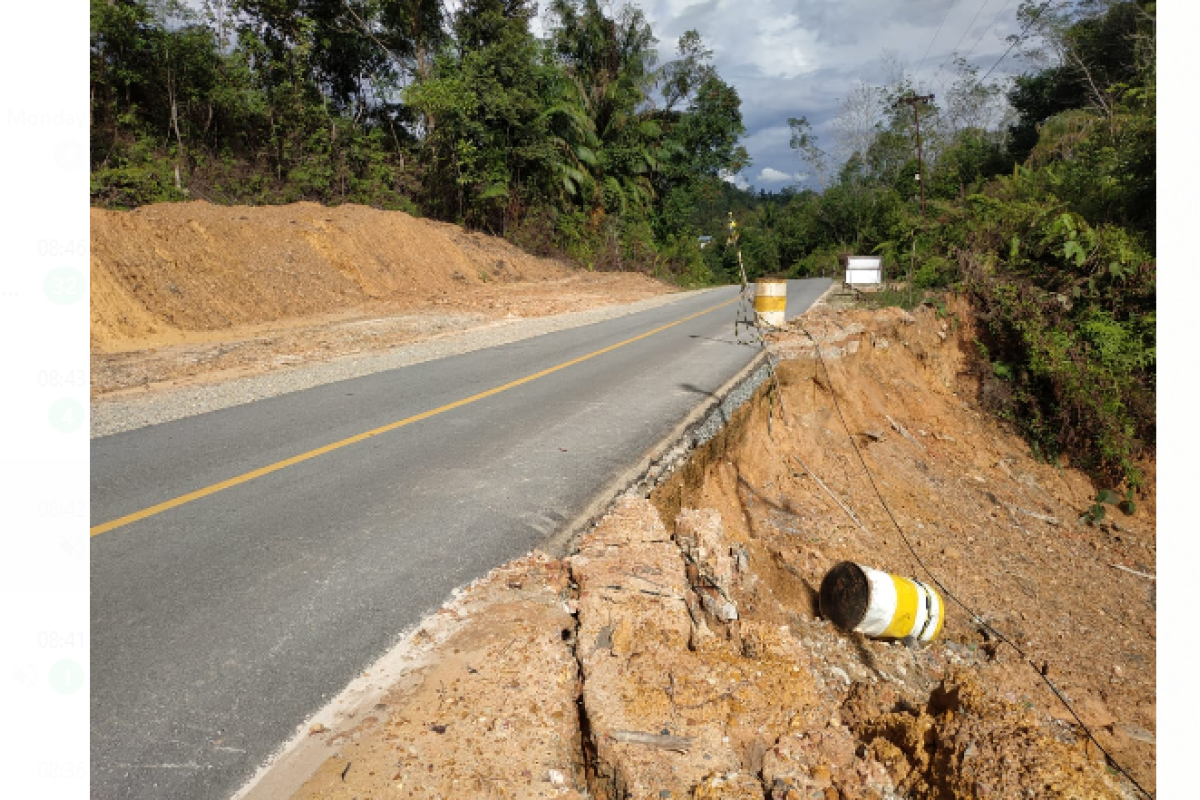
xmin=91 ymin=0 xmax=750 ymax=283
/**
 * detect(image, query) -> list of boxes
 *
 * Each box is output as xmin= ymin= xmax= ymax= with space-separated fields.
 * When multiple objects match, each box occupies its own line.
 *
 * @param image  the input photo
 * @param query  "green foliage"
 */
xmin=90 ymin=0 xmax=756 ymax=287
xmin=926 ymin=128 xmax=1013 ymax=201
xmin=1080 ymin=486 xmax=1137 ymax=524
xmin=922 ymin=184 xmax=1155 ymax=487
xmin=1007 ymin=0 xmax=1150 ymax=163
xmin=405 ymin=0 xmax=559 ymax=232
xmin=90 ymin=131 xmax=189 ymax=208
xmin=90 ymin=0 xmax=423 ymax=208
xmin=741 ymin=0 xmax=1156 ymax=488
xmin=912 ymin=255 xmax=955 ymax=289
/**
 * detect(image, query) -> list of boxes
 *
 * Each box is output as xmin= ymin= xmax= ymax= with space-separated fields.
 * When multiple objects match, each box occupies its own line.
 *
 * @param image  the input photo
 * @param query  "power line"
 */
xmin=930 ymin=0 xmax=993 ymax=87
xmin=931 ymin=0 xmax=1015 ymax=120
xmin=961 ymin=0 xmax=1015 ymax=65
xmin=980 ymin=0 xmax=1057 ymax=82
xmin=795 ymin=318 xmax=1155 ymax=800
xmin=915 ymin=0 xmax=958 ymax=79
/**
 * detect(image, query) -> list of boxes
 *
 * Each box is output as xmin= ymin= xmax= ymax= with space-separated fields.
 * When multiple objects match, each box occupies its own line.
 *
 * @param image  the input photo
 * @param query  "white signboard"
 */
xmin=845 ymin=255 xmax=883 ymax=286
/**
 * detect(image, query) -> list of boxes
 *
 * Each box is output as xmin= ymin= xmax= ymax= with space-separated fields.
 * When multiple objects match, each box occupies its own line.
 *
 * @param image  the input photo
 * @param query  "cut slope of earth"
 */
xmin=90 ymin=201 xmax=673 ymax=396
xmin=269 ymin=298 xmax=1154 ymax=799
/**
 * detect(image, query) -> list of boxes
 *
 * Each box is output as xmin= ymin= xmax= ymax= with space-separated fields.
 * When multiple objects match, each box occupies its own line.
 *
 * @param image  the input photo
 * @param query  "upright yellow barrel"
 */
xmin=754 ymin=277 xmax=787 ymax=329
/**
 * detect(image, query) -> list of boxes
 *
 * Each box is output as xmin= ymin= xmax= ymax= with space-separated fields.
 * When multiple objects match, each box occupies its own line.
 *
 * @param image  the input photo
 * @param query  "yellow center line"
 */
xmin=91 ymin=296 xmax=742 ymax=537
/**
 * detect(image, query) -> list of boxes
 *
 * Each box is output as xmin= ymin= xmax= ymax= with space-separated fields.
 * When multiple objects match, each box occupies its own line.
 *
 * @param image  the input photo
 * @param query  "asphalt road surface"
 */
xmin=91 ymin=278 xmax=831 ymax=799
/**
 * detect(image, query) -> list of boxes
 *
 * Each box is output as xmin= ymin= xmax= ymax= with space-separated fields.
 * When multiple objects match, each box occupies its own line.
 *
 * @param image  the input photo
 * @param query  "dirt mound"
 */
xmin=90 ymin=201 xmax=647 ymax=353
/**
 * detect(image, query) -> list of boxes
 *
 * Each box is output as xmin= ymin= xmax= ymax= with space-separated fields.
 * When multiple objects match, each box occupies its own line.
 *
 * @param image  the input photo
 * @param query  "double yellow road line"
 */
xmin=91 ymin=296 xmax=741 ymax=537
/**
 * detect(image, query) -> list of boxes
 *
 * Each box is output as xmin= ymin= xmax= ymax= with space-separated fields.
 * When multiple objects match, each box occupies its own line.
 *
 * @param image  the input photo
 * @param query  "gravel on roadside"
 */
xmin=91 ymin=289 xmax=714 ymax=438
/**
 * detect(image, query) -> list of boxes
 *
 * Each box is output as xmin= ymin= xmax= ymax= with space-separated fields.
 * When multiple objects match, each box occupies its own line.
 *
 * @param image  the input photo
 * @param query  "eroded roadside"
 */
xmin=251 ymin=298 xmax=1154 ymax=799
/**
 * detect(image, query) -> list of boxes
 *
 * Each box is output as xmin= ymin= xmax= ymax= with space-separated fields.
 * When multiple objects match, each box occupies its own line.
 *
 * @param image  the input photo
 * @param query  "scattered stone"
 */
xmin=691 ymin=770 xmax=763 ymax=799
xmin=885 ymin=414 xmax=925 ymax=450
xmin=763 ymin=724 xmax=895 ymax=800
xmin=1115 ymin=723 xmax=1155 ymax=745
xmin=609 ymin=730 xmax=694 ymax=752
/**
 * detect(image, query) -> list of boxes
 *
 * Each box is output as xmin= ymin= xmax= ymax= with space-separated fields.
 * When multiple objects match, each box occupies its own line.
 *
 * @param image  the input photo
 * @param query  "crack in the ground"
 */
xmin=564 ymin=568 xmax=602 ymax=799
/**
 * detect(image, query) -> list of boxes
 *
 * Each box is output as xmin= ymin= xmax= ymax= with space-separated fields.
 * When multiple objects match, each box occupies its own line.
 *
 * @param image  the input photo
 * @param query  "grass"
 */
xmin=859 ymin=282 xmax=949 ymax=312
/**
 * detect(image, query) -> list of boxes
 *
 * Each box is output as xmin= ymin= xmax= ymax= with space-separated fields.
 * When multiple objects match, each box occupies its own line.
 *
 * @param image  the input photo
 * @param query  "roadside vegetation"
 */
xmin=90 ymin=0 xmax=746 ymax=286
xmin=90 ymin=0 xmax=1155 ymax=485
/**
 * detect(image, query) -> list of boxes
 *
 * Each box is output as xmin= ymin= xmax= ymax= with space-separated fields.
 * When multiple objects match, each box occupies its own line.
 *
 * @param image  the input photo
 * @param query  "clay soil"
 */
xmin=283 ymin=296 xmax=1155 ymax=800
xmin=90 ymin=201 xmax=673 ymax=397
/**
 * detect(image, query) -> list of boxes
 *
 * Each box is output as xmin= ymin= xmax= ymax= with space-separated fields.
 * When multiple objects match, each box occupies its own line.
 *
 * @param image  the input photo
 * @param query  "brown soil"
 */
xmin=90 ymin=201 xmax=673 ymax=397
xmin=276 ymin=554 xmax=586 ymax=799
xmin=282 ymin=297 xmax=1155 ymax=799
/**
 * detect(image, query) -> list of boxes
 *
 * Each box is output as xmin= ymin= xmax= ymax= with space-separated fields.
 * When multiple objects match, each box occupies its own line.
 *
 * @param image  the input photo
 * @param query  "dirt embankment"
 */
xmin=90 ymin=201 xmax=673 ymax=396
xmin=281 ymin=299 xmax=1155 ymax=799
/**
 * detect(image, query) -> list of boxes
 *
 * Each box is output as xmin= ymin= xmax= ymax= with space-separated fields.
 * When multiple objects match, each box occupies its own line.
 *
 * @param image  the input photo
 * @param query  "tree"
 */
xmin=651 ymin=30 xmax=747 ymax=240
xmin=406 ymin=0 xmax=559 ymax=231
xmin=1006 ymin=0 xmax=1148 ymax=162
xmin=89 ymin=0 xmax=752 ymax=283
xmin=787 ymin=115 xmax=829 ymax=189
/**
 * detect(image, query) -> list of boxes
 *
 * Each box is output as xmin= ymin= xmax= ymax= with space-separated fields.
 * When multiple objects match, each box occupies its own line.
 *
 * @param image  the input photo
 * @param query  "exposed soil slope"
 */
xmin=650 ymin=300 xmax=1155 ymax=797
xmin=282 ymin=298 xmax=1155 ymax=800
xmin=90 ymin=201 xmax=672 ymax=395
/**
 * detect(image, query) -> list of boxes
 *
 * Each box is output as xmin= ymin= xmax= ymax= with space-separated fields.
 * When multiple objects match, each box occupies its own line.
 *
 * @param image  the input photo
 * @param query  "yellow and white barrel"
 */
xmin=754 ymin=278 xmax=787 ymax=329
xmin=819 ymin=561 xmax=945 ymax=643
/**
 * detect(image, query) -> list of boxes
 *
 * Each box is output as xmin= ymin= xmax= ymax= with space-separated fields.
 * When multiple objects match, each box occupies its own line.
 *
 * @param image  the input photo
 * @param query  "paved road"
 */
xmin=90 ymin=278 xmax=830 ymax=799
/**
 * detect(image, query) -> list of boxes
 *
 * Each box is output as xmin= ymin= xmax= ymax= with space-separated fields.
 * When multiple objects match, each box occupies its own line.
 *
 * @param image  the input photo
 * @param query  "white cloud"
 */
xmin=634 ymin=0 xmax=1029 ymax=187
xmin=756 ymin=168 xmax=799 ymax=184
xmin=720 ymin=171 xmax=751 ymax=190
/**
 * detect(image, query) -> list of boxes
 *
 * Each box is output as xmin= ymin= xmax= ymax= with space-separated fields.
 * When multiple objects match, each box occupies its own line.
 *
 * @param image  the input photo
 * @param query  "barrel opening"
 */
xmin=819 ymin=561 xmax=870 ymax=631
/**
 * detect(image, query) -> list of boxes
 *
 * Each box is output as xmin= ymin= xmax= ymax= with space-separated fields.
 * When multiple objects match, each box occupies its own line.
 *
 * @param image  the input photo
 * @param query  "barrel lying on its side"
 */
xmin=819 ymin=561 xmax=945 ymax=643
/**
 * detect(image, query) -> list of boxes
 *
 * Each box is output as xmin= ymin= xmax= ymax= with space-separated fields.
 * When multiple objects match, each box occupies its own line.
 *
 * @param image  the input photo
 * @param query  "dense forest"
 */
xmin=90 ymin=0 xmax=748 ymax=285
xmin=91 ymin=0 xmax=1155 ymax=486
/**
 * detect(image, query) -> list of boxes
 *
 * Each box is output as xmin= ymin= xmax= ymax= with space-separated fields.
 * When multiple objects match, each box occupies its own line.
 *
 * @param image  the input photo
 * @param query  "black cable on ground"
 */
xmin=795 ymin=318 xmax=1153 ymax=800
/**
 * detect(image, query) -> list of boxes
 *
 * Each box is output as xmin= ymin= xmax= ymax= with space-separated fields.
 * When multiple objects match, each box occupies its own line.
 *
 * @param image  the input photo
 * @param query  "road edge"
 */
xmin=538 ymin=277 xmax=839 ymax=557
xmin=91 ymin=288 xmax=717 ymax=438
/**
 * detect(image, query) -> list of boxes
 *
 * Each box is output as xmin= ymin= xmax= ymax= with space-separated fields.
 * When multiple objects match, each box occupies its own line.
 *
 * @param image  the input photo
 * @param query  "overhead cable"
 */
xmin=915 ymin=0 xmax=958 ymax=79
xmin=979 ymin=0 xmax=1058 ymax=82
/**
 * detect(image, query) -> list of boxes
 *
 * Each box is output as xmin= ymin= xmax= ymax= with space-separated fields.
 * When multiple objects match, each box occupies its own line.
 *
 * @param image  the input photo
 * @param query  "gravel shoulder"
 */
xmin=91 ymin=289 xmax=710 ymax=438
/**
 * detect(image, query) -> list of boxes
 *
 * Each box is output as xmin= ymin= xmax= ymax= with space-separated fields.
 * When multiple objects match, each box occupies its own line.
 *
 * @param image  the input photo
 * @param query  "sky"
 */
xmin=618 ymin=0 xmax=1031 ymax=192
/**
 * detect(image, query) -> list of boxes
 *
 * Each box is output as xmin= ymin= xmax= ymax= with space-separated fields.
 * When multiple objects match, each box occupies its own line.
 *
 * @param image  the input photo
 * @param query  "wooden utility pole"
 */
xmin=895 ymin=94 xmax=934 ymax=216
